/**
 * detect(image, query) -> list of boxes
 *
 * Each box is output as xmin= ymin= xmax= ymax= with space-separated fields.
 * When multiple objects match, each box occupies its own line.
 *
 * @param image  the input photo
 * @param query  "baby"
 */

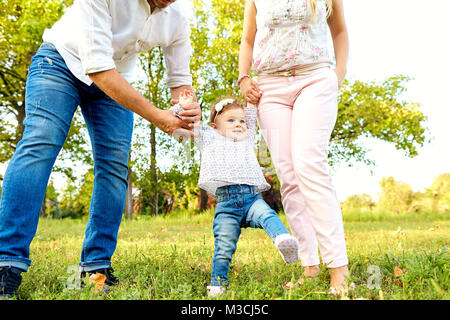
xmin=172 ymin=91 xmax=299 ymax=297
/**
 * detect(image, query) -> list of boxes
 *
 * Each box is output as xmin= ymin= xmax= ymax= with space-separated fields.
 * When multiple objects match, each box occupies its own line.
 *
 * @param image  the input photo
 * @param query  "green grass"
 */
xmin=16 ymin=209 xmax=449 ymax=300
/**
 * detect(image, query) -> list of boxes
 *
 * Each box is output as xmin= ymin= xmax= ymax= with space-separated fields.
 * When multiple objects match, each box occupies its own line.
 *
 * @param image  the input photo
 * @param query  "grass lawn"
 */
xmin=17 ymin=209 xmax=449 ymax=300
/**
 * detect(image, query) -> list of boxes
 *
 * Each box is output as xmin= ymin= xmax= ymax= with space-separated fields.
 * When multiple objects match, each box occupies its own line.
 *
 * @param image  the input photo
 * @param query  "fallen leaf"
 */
xmin=393 ymin=266 xmax=407 ymax=277
xmin=393 ymin=266 xmax=408 ymax=287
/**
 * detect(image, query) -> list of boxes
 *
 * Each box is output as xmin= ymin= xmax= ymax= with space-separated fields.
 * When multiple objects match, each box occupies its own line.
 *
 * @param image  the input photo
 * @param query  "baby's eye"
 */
xmin=240 ymin=120 xmax=246 ymax=124
xmin=227 ymin=119 xmax=234 ymax=122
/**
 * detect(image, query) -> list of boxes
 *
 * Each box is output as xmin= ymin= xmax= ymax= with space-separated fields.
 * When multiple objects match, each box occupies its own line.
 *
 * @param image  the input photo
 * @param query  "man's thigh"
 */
xmin=80 ymin=88 xmax=134 ymax=167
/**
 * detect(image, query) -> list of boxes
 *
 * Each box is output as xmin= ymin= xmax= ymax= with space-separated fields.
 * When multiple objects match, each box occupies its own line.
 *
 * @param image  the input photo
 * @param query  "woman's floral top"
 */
xmin=252 ymin=0 xmax=331 ymax=75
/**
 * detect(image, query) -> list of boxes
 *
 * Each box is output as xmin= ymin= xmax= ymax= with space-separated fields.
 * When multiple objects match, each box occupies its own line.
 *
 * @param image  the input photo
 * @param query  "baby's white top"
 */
xmin=171 ymin=105 xmax=270 ymax=197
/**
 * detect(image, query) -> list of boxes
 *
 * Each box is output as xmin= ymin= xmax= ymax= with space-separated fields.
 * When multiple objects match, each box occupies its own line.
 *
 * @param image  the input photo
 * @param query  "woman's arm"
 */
xmin=238 ymin=0 xmax=262 ymax=104
xmin=327 ymin=0 xmax=349 ymax=88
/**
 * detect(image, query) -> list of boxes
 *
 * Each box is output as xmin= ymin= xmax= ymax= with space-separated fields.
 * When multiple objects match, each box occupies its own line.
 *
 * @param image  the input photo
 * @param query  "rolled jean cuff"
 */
xmin=210 ymin=277 xmax=228 ymax=287
xmin=0 ymin=257 xmax=31 ymax=272
xmin=210 ymin=280 xmax=227 ymax=287
xmin=79 ymin=260 xmax=111 ymax=272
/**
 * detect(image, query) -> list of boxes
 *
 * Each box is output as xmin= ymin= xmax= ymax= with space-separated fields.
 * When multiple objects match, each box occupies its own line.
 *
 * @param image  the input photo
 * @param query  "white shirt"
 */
xmin=43 ymin=0 xmax=193 ymax=87
xmin=171 ymin=105 xmax=271 ymax=197
xmin=252 ymin=0 xmax=330 ymax=75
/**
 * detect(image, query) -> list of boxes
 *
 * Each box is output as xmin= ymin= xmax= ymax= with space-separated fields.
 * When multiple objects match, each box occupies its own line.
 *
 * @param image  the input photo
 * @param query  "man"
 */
xmin=0 ymin=0 xmax=200 ymax=298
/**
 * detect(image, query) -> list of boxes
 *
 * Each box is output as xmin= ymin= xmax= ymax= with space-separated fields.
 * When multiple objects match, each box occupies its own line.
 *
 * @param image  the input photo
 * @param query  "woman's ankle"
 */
xmin=303 ymin=265 xmax=320 ymax=277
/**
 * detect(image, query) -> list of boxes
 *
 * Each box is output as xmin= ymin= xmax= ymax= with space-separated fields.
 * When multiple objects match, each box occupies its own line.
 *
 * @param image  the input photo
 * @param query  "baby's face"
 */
xmin=212 ymin=108 xmax=248 ymax=141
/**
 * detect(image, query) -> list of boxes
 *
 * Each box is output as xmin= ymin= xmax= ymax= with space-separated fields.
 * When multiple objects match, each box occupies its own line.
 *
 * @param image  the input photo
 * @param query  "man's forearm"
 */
xmin=89 ymin=68 xmax=161 ymax=123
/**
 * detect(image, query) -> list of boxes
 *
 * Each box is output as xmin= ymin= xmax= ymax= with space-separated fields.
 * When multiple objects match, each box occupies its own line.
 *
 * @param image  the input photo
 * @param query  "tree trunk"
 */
xmin=150 ymin=124 xmax=158 ymax=215
xmin=40 ymin=190 xmax=46 ymax=217
xmin=15 ymin=100 xmax=26 ymax=147
xmin=124 ymin=167 xmax=133 ymax=220
xmin=200 ymin=188 xmax=208 ymax=212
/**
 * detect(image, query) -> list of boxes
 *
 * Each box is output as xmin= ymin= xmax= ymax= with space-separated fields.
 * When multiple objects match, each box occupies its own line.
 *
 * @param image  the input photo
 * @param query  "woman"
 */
xmin=238 ymin=0 xmax=350 ymax=294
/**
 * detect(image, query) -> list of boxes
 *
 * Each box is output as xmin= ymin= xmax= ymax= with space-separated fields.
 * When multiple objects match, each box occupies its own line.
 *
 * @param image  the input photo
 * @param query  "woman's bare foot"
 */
xmin=328 ymin=265 xmax=350 ymax=296
xmin=297 ymin=265 xmax=320 ymax=285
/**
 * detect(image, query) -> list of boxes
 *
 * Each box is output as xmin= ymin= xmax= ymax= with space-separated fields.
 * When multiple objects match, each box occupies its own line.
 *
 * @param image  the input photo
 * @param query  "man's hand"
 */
xmin=172 ymin=99 xmax=201 ymax=128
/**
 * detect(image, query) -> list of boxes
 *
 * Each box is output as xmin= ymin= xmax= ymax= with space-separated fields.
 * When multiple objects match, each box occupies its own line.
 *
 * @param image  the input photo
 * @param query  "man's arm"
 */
xmin=89 ymin=69 xmax=194 ymax=136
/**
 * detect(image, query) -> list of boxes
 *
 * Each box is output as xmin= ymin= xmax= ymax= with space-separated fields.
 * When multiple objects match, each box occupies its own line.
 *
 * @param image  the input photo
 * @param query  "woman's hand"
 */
xmin=239 ymin=77 xmax=262 ymax=104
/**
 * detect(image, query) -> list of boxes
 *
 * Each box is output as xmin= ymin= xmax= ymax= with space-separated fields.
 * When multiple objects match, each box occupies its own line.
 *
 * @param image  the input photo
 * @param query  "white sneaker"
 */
xmin=207 ymin=285 xmax=225 ymax=297
xmin=274 ymin=234 xmax=299 ymax=264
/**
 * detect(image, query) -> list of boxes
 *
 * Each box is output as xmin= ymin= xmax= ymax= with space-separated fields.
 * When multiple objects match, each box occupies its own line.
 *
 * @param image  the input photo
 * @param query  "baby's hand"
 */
xmin=179 ymin=89 xmax=194 ymax=107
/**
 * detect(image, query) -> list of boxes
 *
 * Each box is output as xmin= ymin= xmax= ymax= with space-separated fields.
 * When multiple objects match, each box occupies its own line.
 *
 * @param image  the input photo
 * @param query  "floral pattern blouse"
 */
xmin=252 ymin=0 xmax=331 ymax=75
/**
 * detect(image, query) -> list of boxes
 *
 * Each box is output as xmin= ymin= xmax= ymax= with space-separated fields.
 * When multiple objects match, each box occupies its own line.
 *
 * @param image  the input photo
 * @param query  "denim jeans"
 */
xmin=0 ymin=43 xmax=133 ymax=272
xmin=210 ymin=184 xmax=290 ymax=286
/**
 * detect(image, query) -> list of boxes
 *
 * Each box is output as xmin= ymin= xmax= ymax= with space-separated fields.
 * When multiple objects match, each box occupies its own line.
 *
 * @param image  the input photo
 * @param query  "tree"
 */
xmin=378 ymin=176 xmax=417 ymax=213
xmin=1 ymin=0 xmax=96 ymax=220
xmin=341 ymin=193 xmax=376 ymax=212
xmin=131 ymin=47 xmax=192 ymax=216
xmin=58 ymin=169 xmax=94 ymax=218
xmin=0 ymin=0 xmax=92 ymax=196
xmin=427 ymin=173 xmax=450 ymax=213
xmin=331 ymin=75 xmax=428 ymax=167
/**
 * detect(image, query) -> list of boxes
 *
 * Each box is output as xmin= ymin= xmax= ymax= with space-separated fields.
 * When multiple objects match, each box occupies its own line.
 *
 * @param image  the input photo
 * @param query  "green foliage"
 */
xmin=330 ymin=75 xmax=428 ymax=166
xmin=43 ymin=179 xmax=60 ymax=218
xmin=378 ymin=176 xmax=418 ymax=214
xmin=58 ymin=170 xmax=94 ymax=218
xmin=131 ymin=48 xmax=201 ymax=215
xmin=0 ymin=0 xmax=91 ymax=181
xmin=190 ymin=0 xmax=244 ymax=115
xmin=427 ymin=173 xmax=450 ymax=212
xmin=341 ymin=173 xmax=450 ymax=216
xmin=341 ymin=193 xmax=375 ymax=212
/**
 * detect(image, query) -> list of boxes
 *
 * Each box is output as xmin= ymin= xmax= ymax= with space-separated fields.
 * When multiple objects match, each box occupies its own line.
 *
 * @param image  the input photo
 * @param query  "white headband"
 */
xmin=212 ymin=98 xmax=234 ymax=123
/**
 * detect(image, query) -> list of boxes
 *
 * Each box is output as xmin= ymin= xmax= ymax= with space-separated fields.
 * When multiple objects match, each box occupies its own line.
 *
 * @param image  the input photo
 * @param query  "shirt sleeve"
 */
xmin=162 ymin=18 xmax=193 ymax=88
xmin=77 ymin=0 xmax=115 ymax=75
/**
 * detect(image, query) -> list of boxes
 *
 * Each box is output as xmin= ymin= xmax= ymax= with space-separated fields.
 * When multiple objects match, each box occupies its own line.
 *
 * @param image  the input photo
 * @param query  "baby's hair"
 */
xmin=310 ymin=0 xmax=333 ymax=21
xmin=209 ymin=96 xmax=245 ymax=124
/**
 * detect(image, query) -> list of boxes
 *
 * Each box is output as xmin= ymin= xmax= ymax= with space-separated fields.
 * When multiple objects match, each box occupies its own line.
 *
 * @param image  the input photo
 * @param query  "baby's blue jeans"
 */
xmin=211 ymin=184 xmax=290 ymax=286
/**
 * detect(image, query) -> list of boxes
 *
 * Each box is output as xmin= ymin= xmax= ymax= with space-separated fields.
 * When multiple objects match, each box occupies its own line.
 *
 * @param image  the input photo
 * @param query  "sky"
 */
xmin=1 ymin=0 xmax=449 ymax=202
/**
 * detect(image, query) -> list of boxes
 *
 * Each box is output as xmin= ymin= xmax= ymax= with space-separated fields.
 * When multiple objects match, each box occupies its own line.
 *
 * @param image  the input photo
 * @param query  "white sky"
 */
xmin=1 ymin=0 xmax=449 ymax=202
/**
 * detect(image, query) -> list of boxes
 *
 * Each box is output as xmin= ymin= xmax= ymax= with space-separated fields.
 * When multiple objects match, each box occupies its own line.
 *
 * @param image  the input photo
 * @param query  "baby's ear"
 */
xmin=209 ymin=123 xmax=217 ymax=129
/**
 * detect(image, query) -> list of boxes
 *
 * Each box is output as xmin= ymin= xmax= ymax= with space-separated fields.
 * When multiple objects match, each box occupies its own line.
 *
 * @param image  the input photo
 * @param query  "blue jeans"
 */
xmin=210 ymin=184 xmax=290 ymax=286
xmin=0 ymin=43 xmax=133 ymax=272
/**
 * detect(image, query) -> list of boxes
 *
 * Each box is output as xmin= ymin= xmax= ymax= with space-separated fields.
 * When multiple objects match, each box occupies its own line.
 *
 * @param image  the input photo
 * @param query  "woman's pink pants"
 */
xmin=257 ymin=67 xmax=348 ymax=268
